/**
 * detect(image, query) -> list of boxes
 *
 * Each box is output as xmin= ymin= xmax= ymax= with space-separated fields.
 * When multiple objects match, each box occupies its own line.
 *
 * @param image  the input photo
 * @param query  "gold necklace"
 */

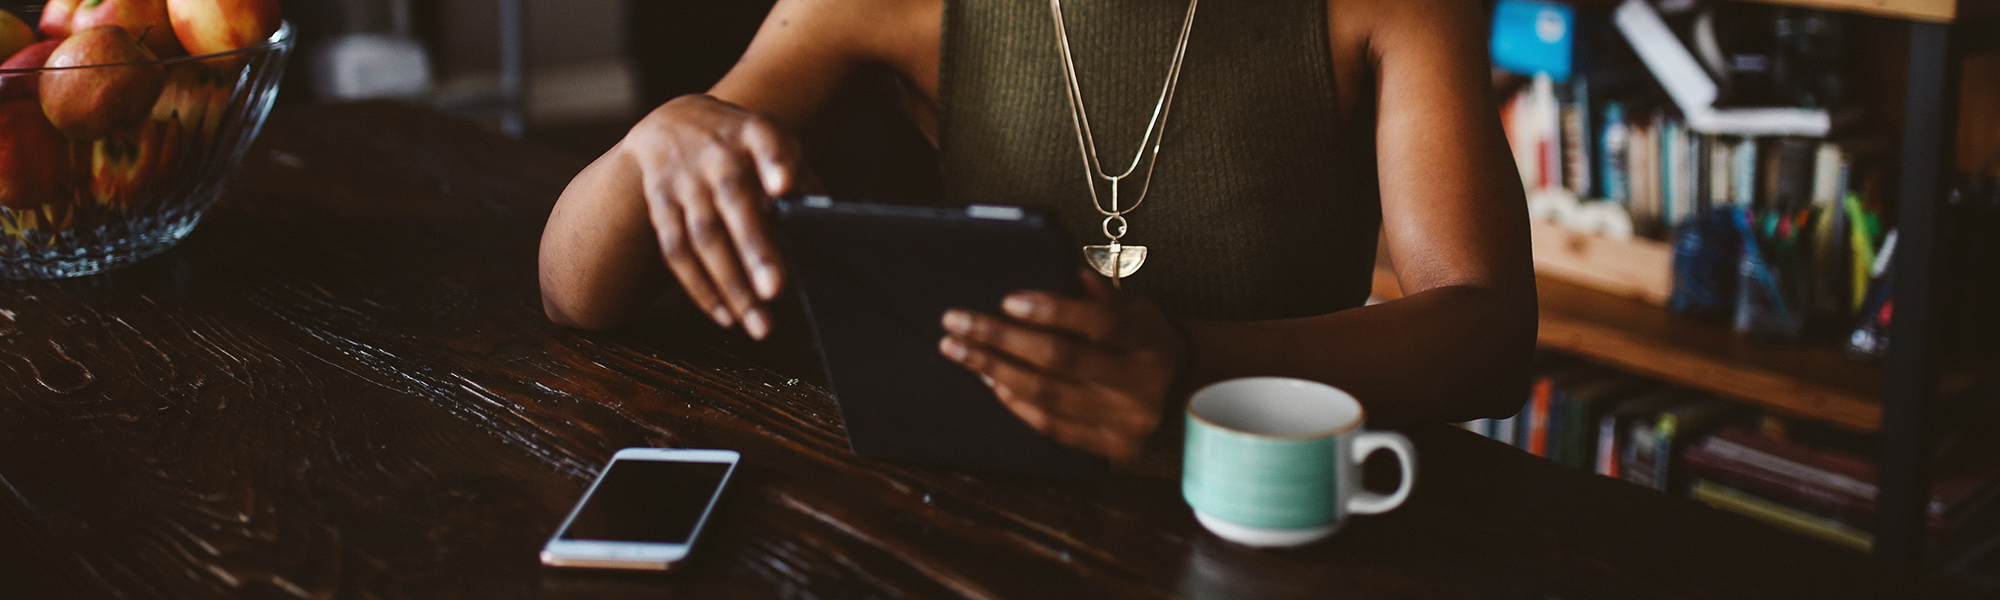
xmin=1050 ymin=0 xmax=1199 ymax=287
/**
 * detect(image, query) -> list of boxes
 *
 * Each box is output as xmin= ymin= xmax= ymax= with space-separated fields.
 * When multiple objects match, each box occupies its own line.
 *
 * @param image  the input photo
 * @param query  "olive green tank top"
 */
xmin=939 ymin=0 xmax=1381 ymax=321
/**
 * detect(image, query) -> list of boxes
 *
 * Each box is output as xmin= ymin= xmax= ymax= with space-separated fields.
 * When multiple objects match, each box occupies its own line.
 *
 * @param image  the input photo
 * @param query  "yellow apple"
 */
xmin=0 ymin=9 xmax=34 ymax=59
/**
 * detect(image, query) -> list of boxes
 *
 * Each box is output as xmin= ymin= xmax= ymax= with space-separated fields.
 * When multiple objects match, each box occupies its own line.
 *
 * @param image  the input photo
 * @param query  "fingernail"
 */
xmin=752 ymin=266 xmax=780 ymax=300
xmin=1003 ymin=295 xmax=1036 ymax=318
xmin=745 ymin=308 xmax=770 ymax=340
xmin=980 ymin=374 xmax=995 ymax=387
xmin=939 ymin=336 xmax=967 ymax=361
xmin=762 ymin=166 xmax=789 ymax=196
xmin=710 ymin=305 xmax=734 ymax=328
xmin=942 ymin=310 xmax=971 ymax=333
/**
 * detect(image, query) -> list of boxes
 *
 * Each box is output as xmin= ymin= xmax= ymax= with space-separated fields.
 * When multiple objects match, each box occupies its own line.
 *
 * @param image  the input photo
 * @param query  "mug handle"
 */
xmin=1344 ymin=431 xmax=1417 ymax=515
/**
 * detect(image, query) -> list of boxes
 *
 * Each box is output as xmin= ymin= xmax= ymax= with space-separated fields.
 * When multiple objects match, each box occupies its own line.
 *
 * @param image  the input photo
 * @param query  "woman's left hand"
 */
xmin=938 ymin=271 xmax=1187 ymax=461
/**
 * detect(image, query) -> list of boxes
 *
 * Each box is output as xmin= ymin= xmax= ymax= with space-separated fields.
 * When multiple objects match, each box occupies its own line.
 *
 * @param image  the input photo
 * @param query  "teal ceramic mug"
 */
xmin=1182 ymin=377 xmax=1417 ymax=547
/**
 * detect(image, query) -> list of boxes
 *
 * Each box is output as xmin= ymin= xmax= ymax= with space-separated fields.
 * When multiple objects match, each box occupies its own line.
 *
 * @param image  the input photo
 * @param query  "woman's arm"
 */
xmin=538 ymin=0 xmax=939 ymax=333
xmin=1189 ymin=0 xmax=1535 ymax=426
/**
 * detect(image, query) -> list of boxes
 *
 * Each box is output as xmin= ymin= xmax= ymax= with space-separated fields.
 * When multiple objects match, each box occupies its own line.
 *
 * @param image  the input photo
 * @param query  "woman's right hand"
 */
xmin=619 ymin=94 xmax=802 ymax=340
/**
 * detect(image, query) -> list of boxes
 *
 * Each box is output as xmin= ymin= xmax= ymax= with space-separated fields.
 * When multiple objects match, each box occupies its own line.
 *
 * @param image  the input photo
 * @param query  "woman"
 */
xmin=539 ymin=0 xmax=1536 ymax=460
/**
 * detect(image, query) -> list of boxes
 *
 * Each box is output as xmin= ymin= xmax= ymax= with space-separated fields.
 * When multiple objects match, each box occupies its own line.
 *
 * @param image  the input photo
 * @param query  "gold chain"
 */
xmin=1050 ymin=0 xmax=1200 ymax=235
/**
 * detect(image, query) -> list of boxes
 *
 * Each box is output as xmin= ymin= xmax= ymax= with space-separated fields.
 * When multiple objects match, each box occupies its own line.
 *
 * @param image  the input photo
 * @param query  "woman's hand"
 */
xmin=619 ymin=94 xmax=802 ymax=339
xmin=937 ymin=272 xmax=1187 ymax=461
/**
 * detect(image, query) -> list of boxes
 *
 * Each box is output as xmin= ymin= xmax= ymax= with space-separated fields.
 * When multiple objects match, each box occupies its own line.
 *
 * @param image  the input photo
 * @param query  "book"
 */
xmin=1691 ymin=479 xmax=1874 ymax=552
xmin=1564 ymin=76 xmax=1593 ymax=197
xmin=1539 ymin=74 xmax=1564 ymax=192
xmin=1708 ymin=135 xmax=1734 ymax=206
xmin=1683 ymin=438 xmax=1948 ymax=534
xmin=1599 ymin=102 xmax=1630 ymax=203
xmin=1694 ymin=424 xmax=1982 ymax=522
xmin=1627 ymin=396 xmax=1749 ymax=492
xmin=1554 ymin=371 xmax=1650 ymax=470
xmin=1810 ymin=142 xmax=1845 ymax=207
xmin=1527 ymin=376 xmax=1554 ymax=457
xmin=1602 ymin=388 xmax=1695 ymax=481
xmin=1732 ymin=137 xmax=1759 ymax=209
xmin=1770 ymin=137 xmax=1818 ymax=212
xmin=1538 ymin=365 xmax=1617 ymax=465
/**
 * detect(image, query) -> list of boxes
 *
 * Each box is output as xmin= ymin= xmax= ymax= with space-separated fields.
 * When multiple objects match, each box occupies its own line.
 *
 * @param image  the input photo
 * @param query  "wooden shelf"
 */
xmin=1535 ymin=276 xmax=1885 ymax=432
xmin=1373 ymin=269 xmax=1882 ymax=432
xmin=1528 ymin=220 xmax=1672 ymax=306
xmin=1740 ymin=0 xmax=1956 ymax=22
xmin=1373 ymin=269 xmax=2000 ymax=433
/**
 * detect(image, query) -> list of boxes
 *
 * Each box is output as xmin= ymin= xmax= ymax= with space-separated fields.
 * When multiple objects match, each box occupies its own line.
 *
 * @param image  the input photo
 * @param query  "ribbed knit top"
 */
xmin=938 ymin=0 xmax=1381 ymax=321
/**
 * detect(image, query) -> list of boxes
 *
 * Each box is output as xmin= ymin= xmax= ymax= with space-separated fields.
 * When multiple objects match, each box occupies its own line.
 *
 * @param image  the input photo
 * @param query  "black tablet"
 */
xmin=772 ymin=195 xmax=1105 ymax=478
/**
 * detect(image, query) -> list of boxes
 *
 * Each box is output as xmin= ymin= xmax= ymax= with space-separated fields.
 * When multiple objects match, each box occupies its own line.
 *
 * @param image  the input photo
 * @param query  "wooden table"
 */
xmin=0 ymin=102 xmax=1974 ymax=599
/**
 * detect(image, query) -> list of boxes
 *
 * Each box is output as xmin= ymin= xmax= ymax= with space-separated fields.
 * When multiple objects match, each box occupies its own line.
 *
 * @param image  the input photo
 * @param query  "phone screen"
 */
xmin=557 ymin=460 xmax=731 ymax=543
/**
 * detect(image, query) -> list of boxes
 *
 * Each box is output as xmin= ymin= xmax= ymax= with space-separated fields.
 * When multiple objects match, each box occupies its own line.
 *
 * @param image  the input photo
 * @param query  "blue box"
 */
xmin=1491 ymin=0 xmax=1575 ymax=81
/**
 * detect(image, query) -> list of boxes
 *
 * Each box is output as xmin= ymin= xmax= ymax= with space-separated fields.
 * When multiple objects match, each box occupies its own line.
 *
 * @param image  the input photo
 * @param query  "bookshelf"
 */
xmin=1374 ymin=270 xmax=1908 ymax=432
xmin=1481 ymin=0 xmax=2000 ymax=566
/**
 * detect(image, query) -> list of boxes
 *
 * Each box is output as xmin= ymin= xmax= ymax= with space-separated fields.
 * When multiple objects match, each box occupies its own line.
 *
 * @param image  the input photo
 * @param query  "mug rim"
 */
xmin=1186 ymin=376 xmax=1366 ymax=440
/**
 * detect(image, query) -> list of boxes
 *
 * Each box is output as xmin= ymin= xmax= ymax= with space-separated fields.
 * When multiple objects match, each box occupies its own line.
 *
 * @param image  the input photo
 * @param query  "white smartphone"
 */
xmin=539 ymin=448 xmax=741 ymax=570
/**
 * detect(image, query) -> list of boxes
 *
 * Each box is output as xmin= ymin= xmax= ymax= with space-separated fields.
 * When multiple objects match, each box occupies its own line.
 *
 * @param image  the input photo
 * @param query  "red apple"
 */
xmin=39 ymin=25 xmax=163 ymax=140
xmin=0 ymin=39 xmax=60 ymax=103
xmin=39 ymin=0 xmax=79 ymax=39
xmin=0 ymin=100 xmax=71 ymax=210
xmin=165 ymin=0 xmax=276 ymax=56
xmin=71 ymin=0 xmax=184 ymax=58
xmin=90 ymin=117 xmax=179 ymax=210
xmin=0 ymin=9 xmax=33 ymax=59
xmin=150 ymin=60 xmax=227 ymax=145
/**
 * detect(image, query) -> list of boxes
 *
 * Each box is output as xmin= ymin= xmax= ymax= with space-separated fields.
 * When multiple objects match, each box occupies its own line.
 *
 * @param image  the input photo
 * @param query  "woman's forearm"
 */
xmin=539 ymin=146 xmax=668 ymax=331
xmin=1184 ymin=281 xmax=1536 ymax=427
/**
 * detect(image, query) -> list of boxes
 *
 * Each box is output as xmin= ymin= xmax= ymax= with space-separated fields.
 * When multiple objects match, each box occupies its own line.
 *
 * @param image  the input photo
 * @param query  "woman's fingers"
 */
xmin=730 ymin=118 xmax=796 ymax=301
xmin=678 ymin=173 xmax=767 ymax=339
xmin=1000 ymin=290 xmax=1120 ymax=343
xmin=738 ymin=116 xmax=800 ymax=198
xmin=643 ymin=173 xmax=733 ymax=328
xmin=939 ymin=334 xmax=1144 ymax=460
xmin=710 ymin=171 xmax=784 ymax=302
xmin=944 ymin=309 xmax=1131 ymax=384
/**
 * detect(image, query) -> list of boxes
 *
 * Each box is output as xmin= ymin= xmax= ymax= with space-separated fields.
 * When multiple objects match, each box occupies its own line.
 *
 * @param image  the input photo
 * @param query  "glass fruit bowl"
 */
xmin=0 ymin=20 xmax=291 ymax=280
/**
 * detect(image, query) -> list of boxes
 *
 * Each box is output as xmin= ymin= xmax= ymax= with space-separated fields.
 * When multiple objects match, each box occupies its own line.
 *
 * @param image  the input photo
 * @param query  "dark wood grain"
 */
xmin=0 ymin=102 xmax=1974 ymax=599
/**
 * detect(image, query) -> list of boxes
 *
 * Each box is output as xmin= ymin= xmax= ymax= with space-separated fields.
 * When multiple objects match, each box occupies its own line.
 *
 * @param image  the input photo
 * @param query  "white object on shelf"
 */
xmin=1613 ymin=0 xmax=1831 ymax=137
xmin=313 ymin=34 xmax=434 ymax=101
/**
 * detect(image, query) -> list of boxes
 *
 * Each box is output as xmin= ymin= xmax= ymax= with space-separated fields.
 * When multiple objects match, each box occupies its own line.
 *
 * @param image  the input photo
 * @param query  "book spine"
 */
xmin=1537 ymin=75 xmax=1563 ymax=191
xmin=1691 ymin=479 xmax=1874 ymax=552
xmin=1811 ymin=142 xmax=1843 ymax=207
xmin=1528 ymin=377 xmax=1552 ymax=457
xmin=1561 ymin=389 xmax=1593 ymax=469
xmin=1596 ymin=414 xmax=1620 ymax=477
xmin=1600 ymin=103 xmax=1629 ymax=203
xmin=1567 ymin=77 xmax=1593 ymax=197
xmin=1685 ymin=444 xmax=1876 ymax=522
xmin=1733 ymin=137 xmax=1758 ymax=210
xmin=1710 ymin=136 xmax=1734 ymax=206
xmin=1625 ymin=417 xmax=1661 ymax=489
xmin=1652 ymin=412 xmax=1678 ymax=492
